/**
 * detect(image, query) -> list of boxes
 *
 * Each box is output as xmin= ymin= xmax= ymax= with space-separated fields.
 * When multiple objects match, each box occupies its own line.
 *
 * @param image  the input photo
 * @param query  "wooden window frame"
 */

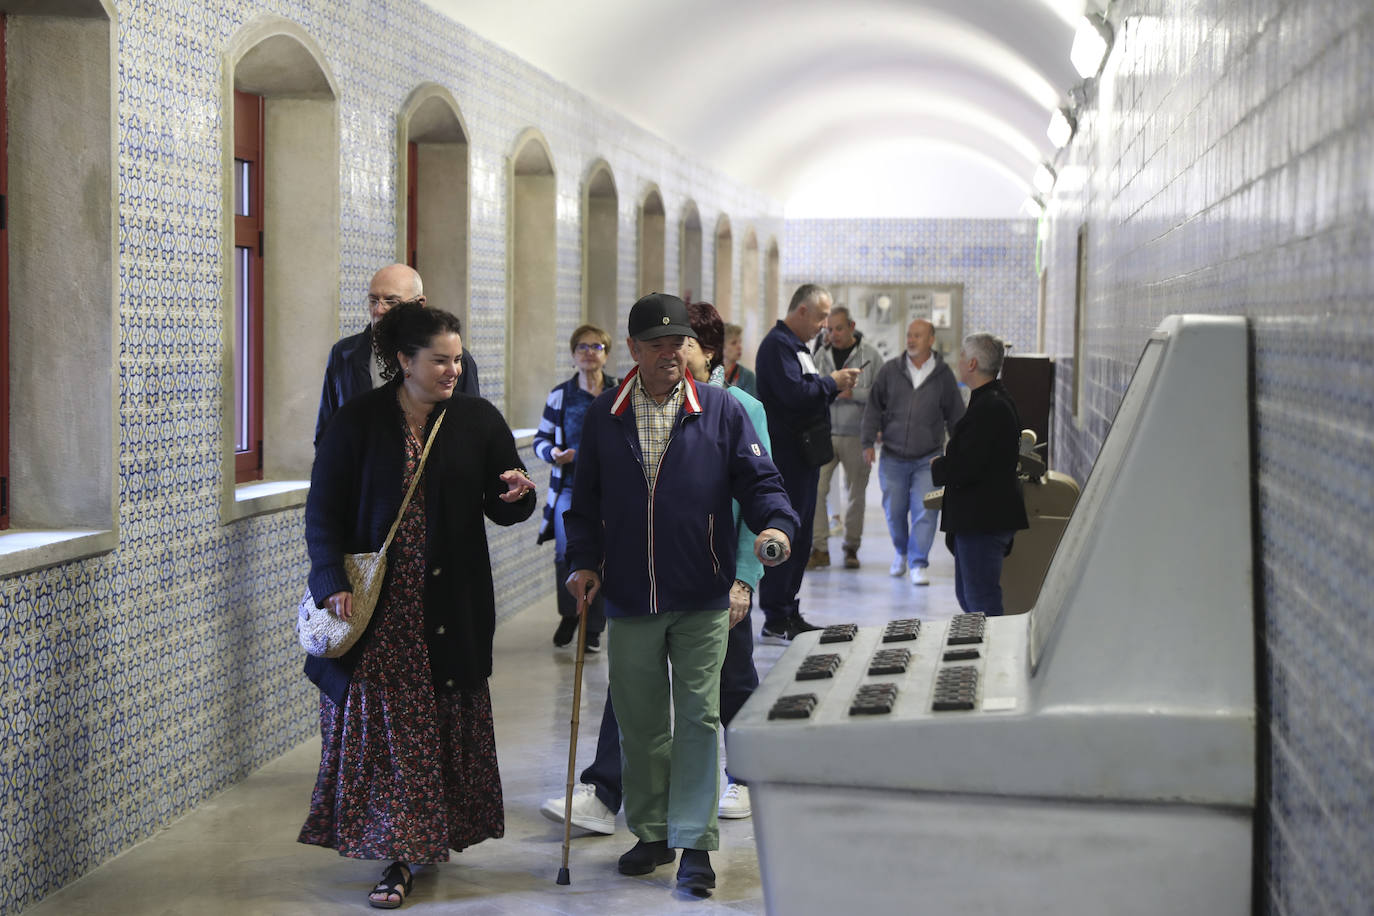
xmin=1 ymin=14 xmax=10 ymax=528
xmin=233 ymin=89 xmax=264 ymax=483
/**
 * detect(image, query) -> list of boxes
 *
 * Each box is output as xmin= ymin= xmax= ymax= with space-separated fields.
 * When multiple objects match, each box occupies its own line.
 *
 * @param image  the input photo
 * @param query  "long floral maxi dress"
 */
xmin=299 ymin=422 xmax=504 ymax=862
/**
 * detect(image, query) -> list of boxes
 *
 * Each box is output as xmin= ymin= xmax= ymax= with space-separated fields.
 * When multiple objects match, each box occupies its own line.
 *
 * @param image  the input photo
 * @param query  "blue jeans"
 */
xmin=878 ymin=453 xmax=938 ymax=568
xmin=553 ymin=488 xmax=605 ymax=634
xmin=951 ymin=531 xmax=1016 ymax=615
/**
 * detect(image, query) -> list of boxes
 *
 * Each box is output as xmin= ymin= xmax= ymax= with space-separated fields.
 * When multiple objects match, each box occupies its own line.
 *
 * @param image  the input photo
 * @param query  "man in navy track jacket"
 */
xmin=564 ymin=293 xmax=797 ymax=894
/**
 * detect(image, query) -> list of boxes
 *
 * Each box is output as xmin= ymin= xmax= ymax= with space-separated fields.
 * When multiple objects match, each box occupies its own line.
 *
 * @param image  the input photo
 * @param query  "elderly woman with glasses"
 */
xmin=533 ymin=324 xmax=619 ymax=650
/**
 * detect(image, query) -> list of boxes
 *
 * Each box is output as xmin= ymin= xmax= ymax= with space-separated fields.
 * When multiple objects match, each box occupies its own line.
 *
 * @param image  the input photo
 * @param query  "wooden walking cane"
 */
xmin=556 ymin=584 xmax=591 ymax=885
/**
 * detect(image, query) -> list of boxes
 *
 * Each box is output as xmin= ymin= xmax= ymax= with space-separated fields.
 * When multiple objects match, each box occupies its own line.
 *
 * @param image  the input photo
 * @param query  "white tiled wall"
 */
xmin=0 ymin=1 xmax=779 ymax=912
xmin=1041 ymin=2 xmax=1374 ymax=912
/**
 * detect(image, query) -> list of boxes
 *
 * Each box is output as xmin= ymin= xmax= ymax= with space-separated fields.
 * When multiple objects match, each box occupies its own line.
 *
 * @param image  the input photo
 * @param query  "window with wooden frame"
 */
xmin=0 ymin=13 xmax=10 ymax=530
xmin=233 ymin=89 xmax=264 ymax=483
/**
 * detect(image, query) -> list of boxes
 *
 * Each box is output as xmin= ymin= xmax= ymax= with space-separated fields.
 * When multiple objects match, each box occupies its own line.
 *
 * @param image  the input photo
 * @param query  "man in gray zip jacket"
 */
xmin=812 ymin=306 xmax=883 ymax=569
xmin=860 ymin=318 xmax=965 ymax=585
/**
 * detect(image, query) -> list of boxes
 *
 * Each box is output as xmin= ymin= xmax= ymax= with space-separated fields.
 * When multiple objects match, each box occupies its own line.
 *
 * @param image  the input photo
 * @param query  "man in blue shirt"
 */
xmin=754 ymin=284 xmax=860 ymax=643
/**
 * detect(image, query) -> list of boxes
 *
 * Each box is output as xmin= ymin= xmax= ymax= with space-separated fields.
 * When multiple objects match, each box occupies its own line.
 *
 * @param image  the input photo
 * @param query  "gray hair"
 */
xmin=788 ymin=283 xmax=831 ymax=313
xmin=961 ymin=332 xmax=1005 ymax=377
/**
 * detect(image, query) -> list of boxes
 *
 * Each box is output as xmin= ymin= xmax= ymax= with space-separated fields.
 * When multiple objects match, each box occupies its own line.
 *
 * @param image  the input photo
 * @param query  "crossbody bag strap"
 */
xmin=378 ymin=409 xmax=446 ymax=554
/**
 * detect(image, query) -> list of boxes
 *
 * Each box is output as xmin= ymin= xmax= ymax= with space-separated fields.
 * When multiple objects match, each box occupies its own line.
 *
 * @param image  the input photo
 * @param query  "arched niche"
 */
xmin=582 ymin=159 xmax=619 ymax=339
xmin=714 ymin=214 xmax=734 ymax=320
xmin=222 ymin=15 xmax=339 ymax=516
xmin=680 ymin=201 xmax=702 ymax=302
xmin=638 ymin=186 xmax=665 ymax=296
xmin=739 ymin=228 xmax=760 ymax=347
xmin=507 ymin=128 xmax=557 ymax=429
xmin=765 ymin=236 xmax=781 ymax=322
xmin=397 ymin=83 xmax=470 ymax=332
xmin=0 ymin=0 xmax=119 ymax=564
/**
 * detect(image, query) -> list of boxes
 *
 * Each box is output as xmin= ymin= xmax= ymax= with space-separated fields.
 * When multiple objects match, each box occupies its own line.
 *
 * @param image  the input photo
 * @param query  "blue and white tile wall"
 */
xmin=782 ymin=218 xmax=1040 ymax=352
xmin=1041 ymin=1 xmax=1374 ymax=913
xmin=0 ymin=1 xmax=779 ymax=912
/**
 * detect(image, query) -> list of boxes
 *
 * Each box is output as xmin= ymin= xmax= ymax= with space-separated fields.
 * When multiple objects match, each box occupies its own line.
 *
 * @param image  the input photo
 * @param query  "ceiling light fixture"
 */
xmin=1047 ymin=107 xmax=1076 ymax=149
xmin=1020 ymin=195 xmax=1046 ymax=218
xmin=1070 ymin=13 xmax=1114 ymax=79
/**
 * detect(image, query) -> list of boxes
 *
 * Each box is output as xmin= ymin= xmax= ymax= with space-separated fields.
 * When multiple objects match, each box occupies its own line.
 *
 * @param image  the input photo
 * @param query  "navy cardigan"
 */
xmin=304 ymin=382 xmax=535 ymax=705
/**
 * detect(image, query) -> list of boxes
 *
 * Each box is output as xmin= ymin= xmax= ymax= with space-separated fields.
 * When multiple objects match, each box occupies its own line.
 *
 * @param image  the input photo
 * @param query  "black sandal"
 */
xmin=369 ymin=861 xmax=412 ymax=909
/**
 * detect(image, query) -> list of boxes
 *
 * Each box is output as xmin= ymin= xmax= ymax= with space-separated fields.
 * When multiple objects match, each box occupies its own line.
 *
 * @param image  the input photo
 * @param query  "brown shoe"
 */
xmin=806 ymin=548 xmax=830 ymax=569
xmin=843 ymin=547 xmax=860 ymax=569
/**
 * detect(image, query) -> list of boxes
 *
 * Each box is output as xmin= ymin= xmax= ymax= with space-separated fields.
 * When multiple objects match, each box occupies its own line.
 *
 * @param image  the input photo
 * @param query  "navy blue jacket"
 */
xmin=304 ymin=383 xmax=534 ymax=705
xmin=755 ymin=319 xmax=839 ymax=451
xmin=315 ymin=327 xmax=481 ymax=445
xmin=564 ymin=368 xmax=799 ymax=617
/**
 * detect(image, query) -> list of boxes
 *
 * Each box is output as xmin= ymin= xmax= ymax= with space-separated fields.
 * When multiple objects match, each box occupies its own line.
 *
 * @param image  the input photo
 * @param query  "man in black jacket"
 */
xmin=930 ymin=333 xmax=1029 ymax=615
xmin=315 ymin=263 xmax=480 ymax=444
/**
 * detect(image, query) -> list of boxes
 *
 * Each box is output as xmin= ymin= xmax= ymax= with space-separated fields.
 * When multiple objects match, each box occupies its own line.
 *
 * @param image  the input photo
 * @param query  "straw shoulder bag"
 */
xmin=296 ymin=411 xmax=444 ymax=658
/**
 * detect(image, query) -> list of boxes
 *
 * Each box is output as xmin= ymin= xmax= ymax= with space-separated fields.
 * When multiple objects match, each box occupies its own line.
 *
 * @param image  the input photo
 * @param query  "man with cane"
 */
xmin=562 ymin=293 xmax=797 ymax=895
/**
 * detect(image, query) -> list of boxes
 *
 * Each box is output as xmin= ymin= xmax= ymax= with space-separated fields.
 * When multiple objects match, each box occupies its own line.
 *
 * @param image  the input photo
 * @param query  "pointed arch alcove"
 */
xmin=714 ymin=214 xmax=733 ymax=319
xmin=582 ymin=159 xmax=618 ymax=337
xmin=680 ymin=201 xmax=702 ymax=302
xmin=638 ymin=185 xmax=665 ymax=296
xmin=397 ymin=83 xmax=469 ymax=330
xmin=740 ymin=228 xmax=760 ymax=345
xmin=222 ymin=14 xmax=339 ymax=518
xmin=507 ymin=128 xmax=557 ymax=429
xmin=765 ymin=236 xmax=781 ymax=322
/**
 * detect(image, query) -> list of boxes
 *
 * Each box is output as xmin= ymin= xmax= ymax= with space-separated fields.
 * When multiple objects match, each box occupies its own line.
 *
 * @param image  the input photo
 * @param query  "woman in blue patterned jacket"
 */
xmin=533 ymin=324 xmax=618 ymax=651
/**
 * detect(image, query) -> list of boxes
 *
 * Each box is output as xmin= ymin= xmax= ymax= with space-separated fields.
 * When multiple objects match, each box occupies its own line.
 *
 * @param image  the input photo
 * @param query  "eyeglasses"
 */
xmin=367 ymin=295 xmax=420 ymax=308
xmin=575 ymin=342 xmax=606 ymax=353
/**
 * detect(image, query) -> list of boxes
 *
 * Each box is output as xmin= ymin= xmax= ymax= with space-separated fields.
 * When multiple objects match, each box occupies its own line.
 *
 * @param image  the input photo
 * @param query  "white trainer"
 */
xmin=718 ymin=783 xmax=752 ymax=819
xmin=888 ymin=556 xmax=908 ymax=577
xmin=909 ymin=565 xmax=930 ymax=586
xmin=540 ymin=783 xmax=617 ymax=835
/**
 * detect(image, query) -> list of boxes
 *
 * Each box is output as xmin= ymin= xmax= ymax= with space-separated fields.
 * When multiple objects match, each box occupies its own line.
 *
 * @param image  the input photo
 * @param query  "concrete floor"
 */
xmin=27 ymin=473 xmax=963 ymax=914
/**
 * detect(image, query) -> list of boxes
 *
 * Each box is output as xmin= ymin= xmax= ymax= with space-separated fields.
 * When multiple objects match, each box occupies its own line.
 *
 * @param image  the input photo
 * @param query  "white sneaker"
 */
xmin=889 ymin=556 xmax=908 ymax=577
xmin=540 ymin=783 xmax=617 ymax=835
xmin=718 ymin=783 xmax=752 ymax=819
xmin=910 ymin=565 xmax=930 ymax=586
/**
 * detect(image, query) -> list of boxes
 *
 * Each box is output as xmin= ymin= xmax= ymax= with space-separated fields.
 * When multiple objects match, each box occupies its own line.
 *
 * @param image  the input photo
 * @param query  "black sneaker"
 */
xmin=788 ymin=613 xmax=822 ymax=637
xmin=553 ymin=616 xmax=578 ymax=647
xmin=585 ymin=632 xmax=602 ymax=653
xmin=759 ymin=622 xmax=791 ymax=646
xmin=618 ymin=839 xmax=675 ymax=875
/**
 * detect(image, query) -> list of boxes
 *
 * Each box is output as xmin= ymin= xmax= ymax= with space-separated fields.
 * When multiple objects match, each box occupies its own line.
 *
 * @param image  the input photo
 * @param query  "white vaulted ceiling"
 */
xmin=423 ymin=0 xmax=1098 ymax=217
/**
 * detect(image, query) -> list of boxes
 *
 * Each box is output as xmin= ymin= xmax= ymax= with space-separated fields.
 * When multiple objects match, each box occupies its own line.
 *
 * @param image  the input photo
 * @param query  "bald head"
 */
xmin=368 ymin=263 xmax=425 ymax=327
xmin=906 ymin=319 xmax=935 ymax=365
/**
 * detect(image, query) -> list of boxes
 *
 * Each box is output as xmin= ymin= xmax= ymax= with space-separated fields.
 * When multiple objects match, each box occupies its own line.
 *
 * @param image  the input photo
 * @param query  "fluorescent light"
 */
xmin=1071 ymin=14 xmax=1111 ymax=79
xmin=1047 ymin=107 xmax=1075 ymax=148
xmin=1033 ymin=163 xmax=1057 ymax=196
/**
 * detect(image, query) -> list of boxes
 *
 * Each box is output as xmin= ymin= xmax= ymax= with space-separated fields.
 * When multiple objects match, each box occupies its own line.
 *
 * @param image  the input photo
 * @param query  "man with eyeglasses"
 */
xmin=314 ymin=263 xmax=480 ymax=444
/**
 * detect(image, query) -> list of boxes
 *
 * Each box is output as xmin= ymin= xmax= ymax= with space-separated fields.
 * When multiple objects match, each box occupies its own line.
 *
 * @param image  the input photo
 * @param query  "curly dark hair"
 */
xmin=372 ymin=301 xmax=464 ymax=381
xmin=686 ymin=302 xmax=725 ymax=372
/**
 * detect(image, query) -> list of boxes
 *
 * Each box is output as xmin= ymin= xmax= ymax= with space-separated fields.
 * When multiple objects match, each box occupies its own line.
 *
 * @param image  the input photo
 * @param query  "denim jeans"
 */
xmin=877 ymin=453 xmax=938 ymax=568
xmin=553 ymin=487 xmax=605 ymax=634
xmin=951 ymin=531 xmax=1016 ymax=615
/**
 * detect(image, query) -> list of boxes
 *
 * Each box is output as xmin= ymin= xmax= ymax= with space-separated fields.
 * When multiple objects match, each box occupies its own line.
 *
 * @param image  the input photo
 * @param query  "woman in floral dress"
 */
xmin=301 ymin=303 xmax=536 ymax=908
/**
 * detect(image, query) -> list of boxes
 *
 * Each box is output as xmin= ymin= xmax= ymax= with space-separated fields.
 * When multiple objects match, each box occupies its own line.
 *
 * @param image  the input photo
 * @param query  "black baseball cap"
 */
xmin=627 ymin=293 xmax=697 ymax=341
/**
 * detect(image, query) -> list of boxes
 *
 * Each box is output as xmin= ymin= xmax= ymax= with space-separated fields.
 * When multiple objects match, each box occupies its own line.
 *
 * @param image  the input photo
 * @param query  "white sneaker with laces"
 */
xmin=540 ymin=783 xmax=617 ymax=835
xmin=718 ymin=783 xmax=752 ymax=819
xmin=888 ymin=556 xmax=908 ymax=577
xmin=910 ymin=565 xmax=930 ymax=586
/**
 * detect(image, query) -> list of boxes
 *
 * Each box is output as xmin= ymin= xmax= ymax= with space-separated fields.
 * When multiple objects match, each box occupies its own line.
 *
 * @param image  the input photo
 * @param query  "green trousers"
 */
xmin=608 ymin=609 xmax=729 ymax=850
